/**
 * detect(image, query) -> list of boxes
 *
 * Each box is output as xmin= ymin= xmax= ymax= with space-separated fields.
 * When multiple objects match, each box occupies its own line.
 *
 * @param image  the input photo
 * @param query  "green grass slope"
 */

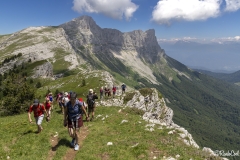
xmin=0 ymin=106 xmax=221 ymax=160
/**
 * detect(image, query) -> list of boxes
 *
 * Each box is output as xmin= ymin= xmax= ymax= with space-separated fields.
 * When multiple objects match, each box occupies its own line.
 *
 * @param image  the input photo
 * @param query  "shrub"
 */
xmin=139 ymin=88 xmax=153 ymax=97
xmin=123 ymin=92 xmax=135 ymax=104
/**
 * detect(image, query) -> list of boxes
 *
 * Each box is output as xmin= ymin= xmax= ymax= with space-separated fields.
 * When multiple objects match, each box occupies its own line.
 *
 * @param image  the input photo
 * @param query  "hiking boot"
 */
xmin=70 ymin=138 xmax=75 ymax=147
xmin=74 ymin=144 xmax=79 ymax=151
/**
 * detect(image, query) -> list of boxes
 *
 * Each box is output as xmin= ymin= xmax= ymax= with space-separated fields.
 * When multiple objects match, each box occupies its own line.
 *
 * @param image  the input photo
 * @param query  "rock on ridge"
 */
xmin=125 ymin=88 xmax=173 ymax=126
xmin=100 ymin=87 xmax=200 ymax=150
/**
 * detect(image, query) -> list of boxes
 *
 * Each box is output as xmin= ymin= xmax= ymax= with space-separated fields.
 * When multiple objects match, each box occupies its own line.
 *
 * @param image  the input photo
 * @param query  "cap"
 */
xmin=64 ymin=92 xmax=68 ymax=96
xmin=33 ymin=99 xmax=39 ymax=105
xmin=79 ymin=98 xmax=83 ymax=102
xmin=89 ymin=89 xmax=93 ymax=93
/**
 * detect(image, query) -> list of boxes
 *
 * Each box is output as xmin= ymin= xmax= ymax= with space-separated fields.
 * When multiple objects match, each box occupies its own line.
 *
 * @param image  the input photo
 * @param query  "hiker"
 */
xmin=28 ymin=99 xmax=49 ymax=133
xmin=105 ymin=88 xmax=111 ymax=97
xmin=48 ymin=92 xmax=54 ymax=110
xmin=79 ymin=98 xmax=87 ymax=110
xmin=57 ymin=92 xmax=64 ymax=114
xmin=121 ymin=83 xmax=126 ymax=94
xmin=112 ymin=85 xmax=117 ymax=98
xmin=79 ymin=98 xmax=87 ymax=117
xmin=100 ymin=87 xmax=104 ymax=100
xmin=46 ymin=92 xmax=54 ymax=110
xmin=64 ymin=92 xmax=88 ymax=151
xmin=86 ymin=89 xmax=98 ymax=121
xmin=104 ymin=87 xmax=108 ymax=97
xmin=62 ymin=92 xmax=70 ymax=110
xmin=45 ymin=97 xmax=52 ymax=120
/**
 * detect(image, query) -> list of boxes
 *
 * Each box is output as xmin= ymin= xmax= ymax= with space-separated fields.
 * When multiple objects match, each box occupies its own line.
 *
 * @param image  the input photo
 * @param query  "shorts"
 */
xmin=68 ymin=116 xmax=83 ymax=129
xmin=35 ymin=115 xmax=44 ymax=125
xmin=59 ymin=102 xmax=63 ymax=107
xmin=88 ymin=105 xmax=95 ymax=113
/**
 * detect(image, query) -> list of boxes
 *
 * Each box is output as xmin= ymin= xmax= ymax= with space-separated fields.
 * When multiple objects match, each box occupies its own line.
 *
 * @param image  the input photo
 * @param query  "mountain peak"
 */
xmin=72 ymin=15 xmax=96 ymax=24
xmin=60 ymin=15 xmax=100 ymax=31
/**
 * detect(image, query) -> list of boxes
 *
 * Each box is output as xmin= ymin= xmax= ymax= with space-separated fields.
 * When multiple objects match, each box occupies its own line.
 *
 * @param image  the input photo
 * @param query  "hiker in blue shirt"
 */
xmin=64 ymin=92 xmax=88 ymax=151
xmin=121 ymin=83 xmax=126 ymax=94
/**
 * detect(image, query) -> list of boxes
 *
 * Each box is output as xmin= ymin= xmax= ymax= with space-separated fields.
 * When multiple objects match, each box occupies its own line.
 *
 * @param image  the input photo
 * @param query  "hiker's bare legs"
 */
xmin=68 ymin=128 xmax=74 ymax=138
xmin=61 ymin=106 xmax=64 ymax=114
xmin=92 ymin=106 xmax=95 ymax=119
xmin=37 ymin=124 xmax=43 ymax=133
xmin=46 ymin=109 xmax=51 ymax=118
xmin=75 ymin=128 xmax=80 ymax=145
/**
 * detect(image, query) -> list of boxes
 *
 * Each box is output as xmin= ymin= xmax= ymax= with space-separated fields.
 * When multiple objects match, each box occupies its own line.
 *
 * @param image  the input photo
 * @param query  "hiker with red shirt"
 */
xmin=45 ymin=98 xmax=52 ymax=120
xmin=112 ymin=85 xmax=117 ymax=98
xmin=79 ymin=98 xmax=87 ymax=110
xmin=28 ymin=99 xmax=49 ymax=133
xmin=47 ymin=92 xmax=54 ymax=110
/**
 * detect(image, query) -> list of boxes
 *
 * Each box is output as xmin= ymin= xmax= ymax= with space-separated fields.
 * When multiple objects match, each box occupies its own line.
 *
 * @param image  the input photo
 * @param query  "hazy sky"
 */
xmin=1 ymin=0 xmax=240 ymax=41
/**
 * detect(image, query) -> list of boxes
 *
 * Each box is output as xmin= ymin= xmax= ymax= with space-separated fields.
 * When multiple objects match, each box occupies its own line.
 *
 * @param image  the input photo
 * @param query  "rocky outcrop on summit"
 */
xmin=60 ymin=16 xmax=164 ymax=64
xmin=60 ymin=16 xmax=164 ymax=84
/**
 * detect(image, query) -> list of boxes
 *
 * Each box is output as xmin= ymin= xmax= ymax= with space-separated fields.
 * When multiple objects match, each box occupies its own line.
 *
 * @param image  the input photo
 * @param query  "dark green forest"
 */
xmin=0 ymin=58 xmax=45 ymax=116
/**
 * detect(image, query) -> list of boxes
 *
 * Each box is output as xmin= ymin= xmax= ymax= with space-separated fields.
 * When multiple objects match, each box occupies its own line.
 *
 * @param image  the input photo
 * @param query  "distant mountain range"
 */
xmin=195 ymin=69 xmax=240 ymax=85
xmin=159 ymin=39 xmax=240 ymax=73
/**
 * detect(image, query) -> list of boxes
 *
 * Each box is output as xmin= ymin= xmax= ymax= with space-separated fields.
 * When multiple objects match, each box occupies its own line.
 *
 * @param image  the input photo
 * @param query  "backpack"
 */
xmin=49 ymin=95 xmax=53 ymax=102
xmin=63 ymin=97 xmax=69 ymax=107
xmin=87 ymin=94 xmax=95 ymax=107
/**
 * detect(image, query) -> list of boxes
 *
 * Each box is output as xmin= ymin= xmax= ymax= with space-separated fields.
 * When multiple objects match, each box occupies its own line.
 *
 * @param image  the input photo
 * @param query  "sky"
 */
xmin=1 ymin=0 xmax=240 ymax=42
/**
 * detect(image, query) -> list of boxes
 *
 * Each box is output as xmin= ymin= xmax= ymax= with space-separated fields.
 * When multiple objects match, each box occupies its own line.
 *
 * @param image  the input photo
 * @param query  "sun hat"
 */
xmin=64 ymin=92 xmax=68 ymax=96
xmin=33 ymin=99 xmax=39 ymax=105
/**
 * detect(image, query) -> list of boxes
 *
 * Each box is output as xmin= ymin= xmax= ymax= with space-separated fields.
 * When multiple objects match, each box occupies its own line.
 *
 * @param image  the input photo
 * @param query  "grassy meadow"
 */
xmin=0 ymin=104 xmax=222 ymax=160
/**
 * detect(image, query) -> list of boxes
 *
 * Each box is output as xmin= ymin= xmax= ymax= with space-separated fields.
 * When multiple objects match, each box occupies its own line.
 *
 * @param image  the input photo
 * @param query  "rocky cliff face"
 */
xmin=60 ymin=16 xmax=166 ymax=84
xmin=98 ymin=85 xmax=200 ymax=150
xmin=60 ymin=16 xmax=163 ymax=63
xmin=0 ymin=26 xmax=81 ymax=76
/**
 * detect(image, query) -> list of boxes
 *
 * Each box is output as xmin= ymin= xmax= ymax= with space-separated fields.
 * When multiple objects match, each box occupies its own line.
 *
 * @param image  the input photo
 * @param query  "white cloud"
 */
xmin=152 ymin=0 xmax=222 ymax=25
xmin=225 ymin=0 xmax=240 ymax=12
xmin=72 ymin=0 xmax=139 ymax=20
xmin=211 ymin=36 xmax=240 ymax=42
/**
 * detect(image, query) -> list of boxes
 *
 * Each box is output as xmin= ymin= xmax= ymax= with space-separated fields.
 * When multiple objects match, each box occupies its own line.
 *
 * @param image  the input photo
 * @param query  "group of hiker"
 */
xmin=27 ymin=83 xmax=126 ymax=151
xmin=100 ymin=83 xmax=127 ymax=99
